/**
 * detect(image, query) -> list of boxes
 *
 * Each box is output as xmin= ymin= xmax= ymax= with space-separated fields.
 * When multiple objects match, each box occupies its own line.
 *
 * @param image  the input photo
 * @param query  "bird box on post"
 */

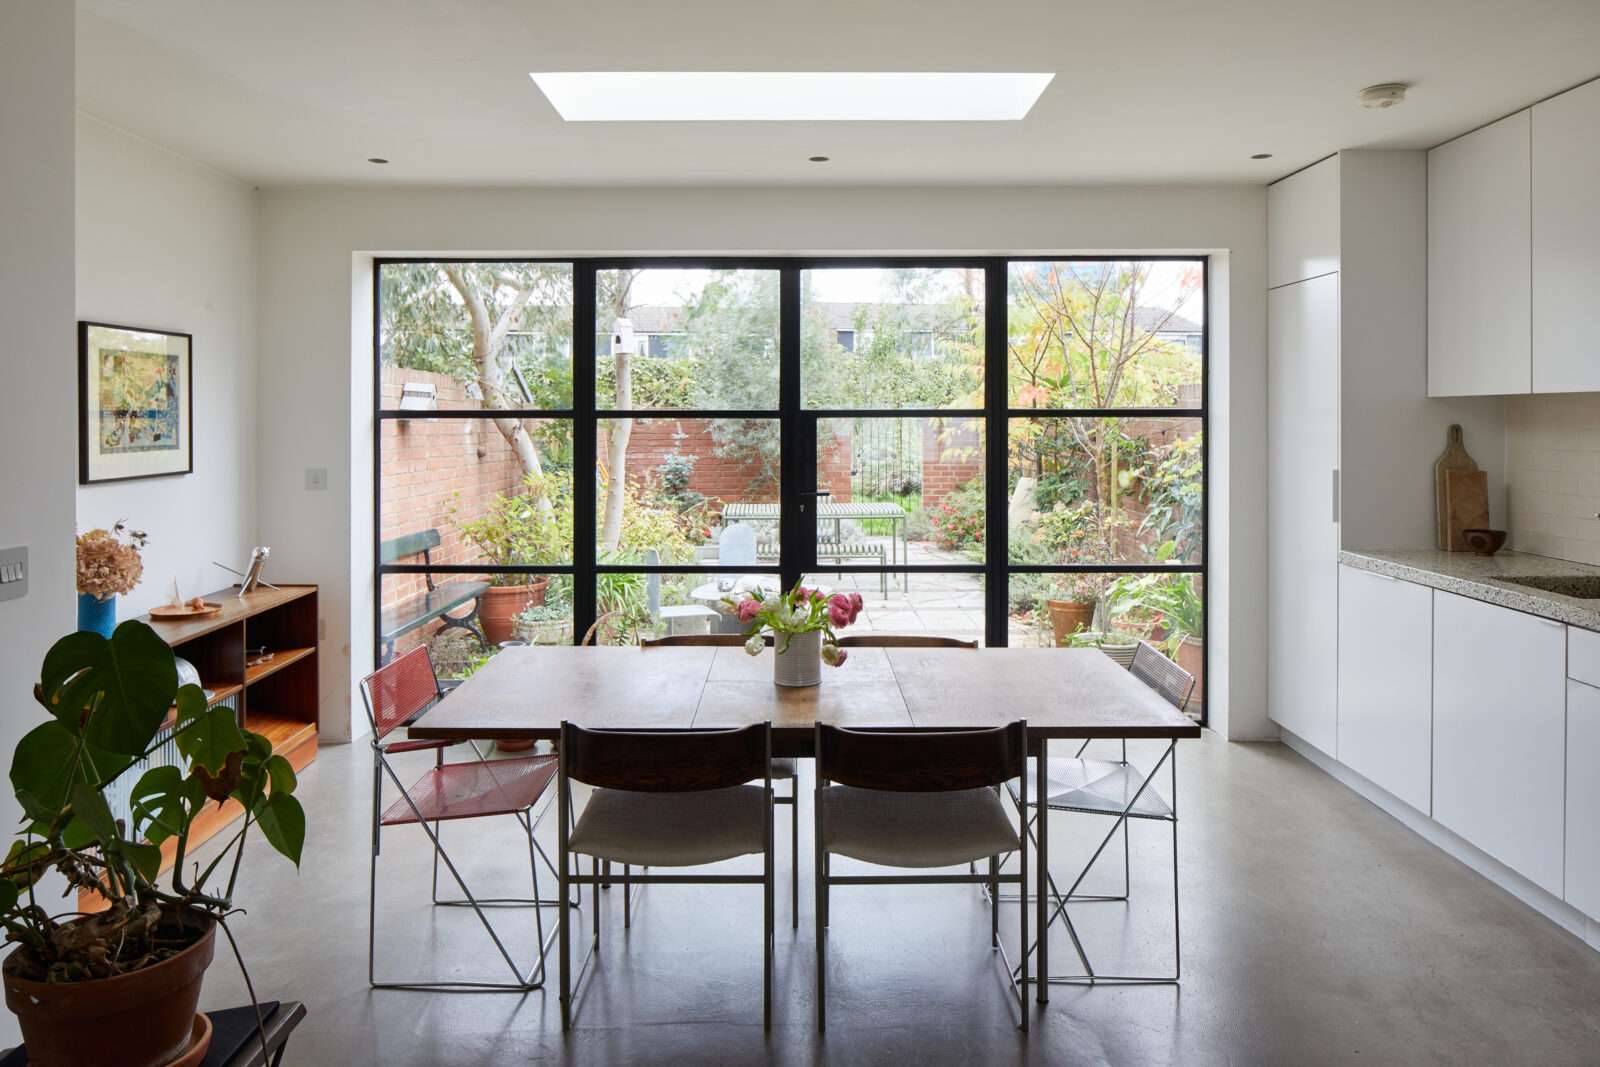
xmin=610 ymin=317 xmax=638 ymax=357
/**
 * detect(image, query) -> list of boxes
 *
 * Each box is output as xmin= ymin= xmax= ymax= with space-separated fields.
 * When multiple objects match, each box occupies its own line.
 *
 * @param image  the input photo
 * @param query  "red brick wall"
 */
xmin=921 ymin=418 xmax=984 ymax=509
xmin=597 ymin=419 xmax=853 ymax=510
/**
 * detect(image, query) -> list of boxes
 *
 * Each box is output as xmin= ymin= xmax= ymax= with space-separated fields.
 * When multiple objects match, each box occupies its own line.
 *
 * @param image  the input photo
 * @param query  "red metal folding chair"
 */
xmin=361 ymin=645 xmax=563 ymax=991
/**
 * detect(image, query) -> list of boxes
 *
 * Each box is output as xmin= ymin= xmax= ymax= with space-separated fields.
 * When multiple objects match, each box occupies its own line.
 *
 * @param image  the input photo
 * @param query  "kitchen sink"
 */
xmin=1499 ymin=575 xmax=1600 ymax=599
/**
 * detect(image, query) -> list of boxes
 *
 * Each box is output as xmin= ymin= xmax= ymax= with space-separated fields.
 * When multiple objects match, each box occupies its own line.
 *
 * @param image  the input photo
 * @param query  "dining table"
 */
xmin=408 ymin=643 xmax=1201 ymax=1003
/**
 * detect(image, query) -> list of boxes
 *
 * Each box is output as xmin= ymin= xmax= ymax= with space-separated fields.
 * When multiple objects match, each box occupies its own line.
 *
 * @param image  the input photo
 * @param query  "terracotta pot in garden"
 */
xmin=480 ymin=579 xmax=548 ymax=645
xmin=4 ymin=912 xmax=216 ymax=1067
xmin=1177 ymin=635 xmax=1205 ymax=710
xmin=1045 ymin=599 xmax=1095 ymax=647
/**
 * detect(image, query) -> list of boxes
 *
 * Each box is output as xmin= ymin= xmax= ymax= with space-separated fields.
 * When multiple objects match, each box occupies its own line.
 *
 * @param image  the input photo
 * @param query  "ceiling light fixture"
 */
xmin=529 ymin=72 xmax=1055 ymax=122
xmin=1358 ymin=83 xmax=1408 ymax=109
xmin=1251 ymin=153 xmax=1273 ymax=159
xmin=367 ymin=157 xmax=389 ymax=164
xmin=809 ymin=155 xmax=830 ymax=162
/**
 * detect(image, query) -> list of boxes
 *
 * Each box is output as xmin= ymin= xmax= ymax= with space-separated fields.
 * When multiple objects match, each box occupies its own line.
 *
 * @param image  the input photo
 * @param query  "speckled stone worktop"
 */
xmin=1340 ymin=549 xmax=1600 ymax=633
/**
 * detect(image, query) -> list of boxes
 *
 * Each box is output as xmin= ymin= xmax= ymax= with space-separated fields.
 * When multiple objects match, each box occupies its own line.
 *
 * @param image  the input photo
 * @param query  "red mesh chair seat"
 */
xmin=381 ymin=738 xmax=454 ymax=754
xmin=383 ymin=755 xmax=558 ymax=826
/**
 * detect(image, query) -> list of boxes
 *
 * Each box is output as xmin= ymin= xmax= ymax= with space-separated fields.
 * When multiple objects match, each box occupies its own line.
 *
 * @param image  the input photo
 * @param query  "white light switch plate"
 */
xmin=0 ymin=546 xmax=28 ymax=602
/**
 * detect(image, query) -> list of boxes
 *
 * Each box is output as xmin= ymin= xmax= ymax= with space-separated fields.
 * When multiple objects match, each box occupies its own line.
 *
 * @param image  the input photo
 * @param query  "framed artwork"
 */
xmin=78 ymin=321 xmax=193 ymax=484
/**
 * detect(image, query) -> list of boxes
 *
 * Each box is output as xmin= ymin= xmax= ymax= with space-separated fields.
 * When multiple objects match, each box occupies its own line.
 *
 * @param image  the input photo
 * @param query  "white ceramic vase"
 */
xmin=773 ymin=629 xmax=823 ymax=687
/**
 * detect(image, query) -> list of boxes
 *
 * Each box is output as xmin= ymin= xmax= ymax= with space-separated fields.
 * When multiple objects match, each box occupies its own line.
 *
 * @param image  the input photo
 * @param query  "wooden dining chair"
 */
xmin=639 ymin=633 xmax=799 ymax=928
xmin=814 ymin=721 xmax=1029 ymax=1031
xmin=557 ymin=722 xmax=776 ymax=1030
xmin=359 ymin=646 xmax=562 ymax=992
xmin=835 ymin=634 xmax=979 ymax=649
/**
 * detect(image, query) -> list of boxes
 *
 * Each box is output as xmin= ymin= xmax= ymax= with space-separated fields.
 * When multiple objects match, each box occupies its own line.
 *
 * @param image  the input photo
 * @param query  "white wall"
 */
xmin=1506 ymin=393 xmax=1600 ymax=565
xmin=75 ymin=115 xmax=259 ymax=617
xmin=0 ymin=1 xmax=76 ymax=1046
xmin=256 ymin=184 xmax=1271 ymax=741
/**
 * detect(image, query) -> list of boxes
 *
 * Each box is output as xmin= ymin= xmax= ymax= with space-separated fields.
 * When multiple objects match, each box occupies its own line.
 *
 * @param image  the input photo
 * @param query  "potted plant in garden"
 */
xmin=1045 ymin=577 xmax=1098 ymax=647
xmin=1140 ymin=573 xmax=1206 ymax=701
xmin=2 ymin=621 xmax=306 ymax=1066
xmin=726 ymin=583 xmax=861 ymax=688
xmin=456 ymin=471 xmax=573 ymax=645
xmin=74 ymin=523 xmax=147 ymax=638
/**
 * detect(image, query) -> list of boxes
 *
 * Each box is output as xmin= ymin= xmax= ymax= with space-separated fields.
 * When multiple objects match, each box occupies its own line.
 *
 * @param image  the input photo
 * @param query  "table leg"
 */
xmin=1036 ymin=738 xmax=1048 ymax=1005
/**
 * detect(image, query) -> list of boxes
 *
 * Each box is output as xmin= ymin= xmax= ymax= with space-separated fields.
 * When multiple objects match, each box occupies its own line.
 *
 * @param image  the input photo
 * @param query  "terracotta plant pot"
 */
xmin=480 ymin=579 xmax=548 ymax=646
xmin=1176 ymin=635 xmax=1205 ymax=711
xmin=1045 ymin=600 xmax=1095 ymax=647
xmin=4 ymin=912 xmax=216 ymax=1067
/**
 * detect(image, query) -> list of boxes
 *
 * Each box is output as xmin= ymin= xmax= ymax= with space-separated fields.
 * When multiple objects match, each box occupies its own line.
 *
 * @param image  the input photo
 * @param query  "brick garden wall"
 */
xmin=598 ymin=419 xmax=853 ymax=510
xmin=921 ymin=418 xmax=984 ymax=510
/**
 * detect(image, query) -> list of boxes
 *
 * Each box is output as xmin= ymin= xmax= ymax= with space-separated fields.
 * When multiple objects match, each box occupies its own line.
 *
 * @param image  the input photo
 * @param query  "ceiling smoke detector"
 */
xmin=1359 ymin=83 xmax=1408 ymax=109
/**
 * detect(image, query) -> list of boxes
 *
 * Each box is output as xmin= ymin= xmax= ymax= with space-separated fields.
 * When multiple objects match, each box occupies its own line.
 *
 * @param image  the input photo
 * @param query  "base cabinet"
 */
xmin=1432 ymin=591 xmax=1567 ymax=896
xmin=1337 ymin=567 xmax=1432 ymax=813
xmin=1567 ymin=681 xmax=1600 ymax=919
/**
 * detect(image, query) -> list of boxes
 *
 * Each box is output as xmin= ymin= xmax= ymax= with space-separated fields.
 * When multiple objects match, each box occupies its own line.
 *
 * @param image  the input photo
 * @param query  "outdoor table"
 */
xmin=409 ymin=645 xmax=1200 ymax=1004
xmin=721 ymin=500 xmax=910 ymax=591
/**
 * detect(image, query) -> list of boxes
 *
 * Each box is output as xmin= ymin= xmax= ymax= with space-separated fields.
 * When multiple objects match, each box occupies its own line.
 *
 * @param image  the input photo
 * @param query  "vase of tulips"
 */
xmin=727 ymin=582 xmax=863 ymax=688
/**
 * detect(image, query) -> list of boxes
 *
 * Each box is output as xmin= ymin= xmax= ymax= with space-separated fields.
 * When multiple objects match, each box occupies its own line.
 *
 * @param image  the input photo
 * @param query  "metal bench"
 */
xmin=756 ymin=540 xmax=887 ymax=595
xmin=379 ymin=529 xmax=488 ymax=663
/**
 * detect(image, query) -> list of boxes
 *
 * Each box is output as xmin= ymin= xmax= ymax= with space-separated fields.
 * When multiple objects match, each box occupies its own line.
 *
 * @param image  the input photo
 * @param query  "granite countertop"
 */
xmin=1340 ymin=549 xmax=1600 ymax=633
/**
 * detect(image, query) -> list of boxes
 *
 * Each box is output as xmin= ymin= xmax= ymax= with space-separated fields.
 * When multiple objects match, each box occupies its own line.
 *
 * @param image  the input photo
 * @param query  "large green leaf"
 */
xmin=173 ymin=688 xmax=245 ymax=774
xmin=128 ymin=765 xmax=195 ymax=846
xmin=68 ymin=779 xmax=117 ymax=845
xmin=123 ymin=842 xmax=163 ymax=882
xmin=40 ymin=622 xmax=178 ymax=757
xmin=253 ymin=792 xmax=305 ymax=867
xmin=265 ymin=755 xmax=297 ymax=796
xmin=3 ymin=841 xmax=50 ymax=889
xmin=11 ymin=721 xmax=80 ymax=822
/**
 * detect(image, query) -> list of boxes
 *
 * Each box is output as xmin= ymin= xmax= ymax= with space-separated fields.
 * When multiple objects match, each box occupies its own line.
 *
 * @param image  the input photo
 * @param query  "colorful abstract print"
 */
xmin=98 ymin=349 xmax=180 ymax=454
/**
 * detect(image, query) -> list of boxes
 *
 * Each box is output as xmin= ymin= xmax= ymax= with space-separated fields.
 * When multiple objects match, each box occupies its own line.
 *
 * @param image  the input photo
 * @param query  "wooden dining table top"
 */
xmin=408 ymin=645 xmax=1201 ymax=754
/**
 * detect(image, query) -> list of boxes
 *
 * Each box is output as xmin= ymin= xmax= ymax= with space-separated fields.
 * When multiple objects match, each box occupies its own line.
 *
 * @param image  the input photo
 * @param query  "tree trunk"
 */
xmin=599 ymin=272 xmax=637 ymax=552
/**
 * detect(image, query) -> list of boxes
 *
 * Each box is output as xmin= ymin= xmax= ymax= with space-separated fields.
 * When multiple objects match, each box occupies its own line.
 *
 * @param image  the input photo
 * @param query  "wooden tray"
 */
xmin=149 ymin=601 xmax=223 ymax=619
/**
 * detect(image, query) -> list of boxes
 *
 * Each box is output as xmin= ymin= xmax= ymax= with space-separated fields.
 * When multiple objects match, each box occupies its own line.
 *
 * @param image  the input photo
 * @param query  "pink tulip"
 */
xmin=848 ymin=592 xmax=864 ymax=623
xmin=822 ymin=643 xmax=848 ymax=668
xmin=795 ymin=586 xmax=813 ymax=603
xmin=827 ymin=594 xmax=852 ymax=629
xmin=736 ymin=598 xmax=762 ymax=624
xmin=833 ymin=648 xmax=848 ymax=666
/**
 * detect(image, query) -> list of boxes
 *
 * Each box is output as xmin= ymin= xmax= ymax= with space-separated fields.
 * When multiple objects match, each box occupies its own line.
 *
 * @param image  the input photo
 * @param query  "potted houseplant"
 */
xmin=1044 ymin=576 xmax=1098 ymax=647
xmin=726 ymin=583 xmax=861 ymax=688
xmin=1140 ymin=573 xmax=1206 ymax=704
xmin=1 ymin=621 xmax=306 ymax=1066
xmin=74 ymin=524 xmax=147 ymax=638
xmin=456 ymin=471 xmax=573 ymax=645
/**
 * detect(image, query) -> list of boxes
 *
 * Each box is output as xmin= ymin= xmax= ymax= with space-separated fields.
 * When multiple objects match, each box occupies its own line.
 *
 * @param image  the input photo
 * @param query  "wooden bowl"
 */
xmin=1462 ymin=528 xmax=1507 ymax=557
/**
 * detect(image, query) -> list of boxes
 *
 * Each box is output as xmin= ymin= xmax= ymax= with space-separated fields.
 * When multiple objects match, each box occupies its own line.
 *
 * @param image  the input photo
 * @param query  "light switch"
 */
xmin=0 ymin=546 xmax=27 ymax=603
xmin=305 ymin=468 xmax=328 ymax=491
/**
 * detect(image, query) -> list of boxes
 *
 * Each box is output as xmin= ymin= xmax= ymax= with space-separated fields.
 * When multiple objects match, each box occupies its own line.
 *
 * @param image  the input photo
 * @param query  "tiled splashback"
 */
xmin=1506 ymin=394 xmax=1600 ymax=566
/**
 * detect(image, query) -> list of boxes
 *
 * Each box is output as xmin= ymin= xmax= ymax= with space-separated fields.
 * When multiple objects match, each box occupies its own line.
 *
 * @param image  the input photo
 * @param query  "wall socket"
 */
xmin=0 ymin=546 xmax=29 ymax=603
xmin=305 ymin=467 xmax=328 ymax=491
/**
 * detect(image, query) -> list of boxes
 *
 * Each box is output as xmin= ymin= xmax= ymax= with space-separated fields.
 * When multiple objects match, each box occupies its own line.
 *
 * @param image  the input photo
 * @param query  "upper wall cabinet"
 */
xmin=1268 ymin=157 xmax=1340 ymax=288
xmin=1533 ymin=78 xmax=1600 ymax=394
xmin=1428 ymin=110 xmax=1532 ymax=397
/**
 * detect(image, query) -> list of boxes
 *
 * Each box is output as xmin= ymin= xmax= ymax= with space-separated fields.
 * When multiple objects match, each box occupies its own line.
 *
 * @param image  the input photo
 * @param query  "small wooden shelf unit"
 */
xmin=144 ymin=584 xmax=319 ymax=863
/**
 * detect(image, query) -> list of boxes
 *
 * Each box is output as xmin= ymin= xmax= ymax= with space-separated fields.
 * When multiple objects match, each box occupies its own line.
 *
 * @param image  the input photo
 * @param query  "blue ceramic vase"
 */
xmin=78 ymin=593 xmax=116 ymax=638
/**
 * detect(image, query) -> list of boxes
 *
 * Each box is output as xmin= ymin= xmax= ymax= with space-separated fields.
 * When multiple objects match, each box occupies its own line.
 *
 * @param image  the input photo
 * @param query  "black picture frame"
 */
xmin=78 ymin=320 xmax=194 ymax=485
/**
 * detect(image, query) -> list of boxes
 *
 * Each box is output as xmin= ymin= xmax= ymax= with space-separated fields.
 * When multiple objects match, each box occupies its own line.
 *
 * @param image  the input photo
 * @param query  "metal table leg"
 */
xmin=1036 ymin=737 xmax=1048 ymax=1004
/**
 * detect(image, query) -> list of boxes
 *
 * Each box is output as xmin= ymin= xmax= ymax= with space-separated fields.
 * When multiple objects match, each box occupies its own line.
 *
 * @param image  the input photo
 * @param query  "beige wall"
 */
xmin=1506 ymin=393 xmax=1600 ymax=565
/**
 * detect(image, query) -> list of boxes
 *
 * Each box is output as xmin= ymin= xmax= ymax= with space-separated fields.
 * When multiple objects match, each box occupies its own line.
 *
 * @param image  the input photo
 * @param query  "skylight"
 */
xmin=529 ymin=72 xmax=1054 ymax=122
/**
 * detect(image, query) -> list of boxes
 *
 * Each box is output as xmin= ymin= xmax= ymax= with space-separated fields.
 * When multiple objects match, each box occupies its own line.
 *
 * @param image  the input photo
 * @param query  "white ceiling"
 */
xmin=77 ymin=0 xmax=1600 ymax=187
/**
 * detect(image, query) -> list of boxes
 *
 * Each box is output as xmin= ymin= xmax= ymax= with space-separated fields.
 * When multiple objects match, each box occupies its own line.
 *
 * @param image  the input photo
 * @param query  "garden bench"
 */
xmin=757 ymin=540 xmax=888 ymax=595
xmin=379 ymin=529 xmax=488 ymax=663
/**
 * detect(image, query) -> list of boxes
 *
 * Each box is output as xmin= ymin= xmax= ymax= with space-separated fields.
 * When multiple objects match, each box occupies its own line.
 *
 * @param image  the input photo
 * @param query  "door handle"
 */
xmin=1331 ymin=469 xmax=1341 ymax=524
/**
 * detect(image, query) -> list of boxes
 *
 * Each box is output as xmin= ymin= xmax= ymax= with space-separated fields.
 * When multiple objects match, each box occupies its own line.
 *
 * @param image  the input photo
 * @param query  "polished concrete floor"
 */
xmin=191 ymin=732 xmax=1600 ymax=1066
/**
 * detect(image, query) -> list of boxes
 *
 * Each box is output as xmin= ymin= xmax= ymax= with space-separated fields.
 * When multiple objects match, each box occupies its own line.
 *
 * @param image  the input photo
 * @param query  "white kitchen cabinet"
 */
xmin=1337 ymin=566 xmax=1432 ymax=813
xmin=1571 ymin=626 xmax=1600 ymax=690
xmin=1568 ymin=680 xmax=1600 ymax=919
xmin=1428 ymin=110 xmax=1532 ymax=397
xmin=1267 ymin=156 xmax=1340 ymax=288
xmin=1267 ymin=274 xmax=1340 ymax=755
xmin=1533 ymin=78 xmax=1600 ymax=394
xmin=1432 ymin=591 xmax=1567 ymax=895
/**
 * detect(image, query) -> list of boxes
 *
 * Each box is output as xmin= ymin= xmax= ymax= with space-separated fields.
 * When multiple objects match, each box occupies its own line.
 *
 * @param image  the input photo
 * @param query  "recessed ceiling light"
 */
xmin=367 ymin=157 xmax=389 ymax=164
xmin=529 ymin=72 xmax=1055 ymax=122
xmin=1359 ymin=83 xmax=1408 ymax=109
xmin=809 ymin=155 xmax=830 ymax=162
xmin=1251 ymin=153 xmax=1273 ymax=160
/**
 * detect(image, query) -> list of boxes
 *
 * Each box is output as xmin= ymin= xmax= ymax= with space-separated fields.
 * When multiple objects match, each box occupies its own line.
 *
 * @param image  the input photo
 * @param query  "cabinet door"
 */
xmin=1428 ymin=110 xmax=1532 ymax=396
xmin=1432 ymin=591 xmax=1566 ymax=894
xmin=1568 ymin=681 xmax=1600 ymax=919
xmin=1268 ymin=156 xmax=1340 ymax=288
xmin=1337 ymin=567 xmax=1432 ymax=813
xmin=1268 ymin=275 xmax=1339 ymax=754
xmin=1533 ymin=79 xmax=1600 ymax=394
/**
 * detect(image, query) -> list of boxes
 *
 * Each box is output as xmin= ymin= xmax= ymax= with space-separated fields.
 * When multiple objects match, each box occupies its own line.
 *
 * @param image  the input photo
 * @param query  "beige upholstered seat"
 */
xmin=819 ymin=785 xmax=1019 ymax=868
xmin=569 ymin=785 xmax=767 ymax=867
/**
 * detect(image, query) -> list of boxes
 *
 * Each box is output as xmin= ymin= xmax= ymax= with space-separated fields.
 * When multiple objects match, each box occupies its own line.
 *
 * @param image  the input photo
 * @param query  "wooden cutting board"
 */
xmin=1434 ymin=425 xmax=1479 ymax=549
xmin=1443 ymin=469 xmax=1490 ymax=552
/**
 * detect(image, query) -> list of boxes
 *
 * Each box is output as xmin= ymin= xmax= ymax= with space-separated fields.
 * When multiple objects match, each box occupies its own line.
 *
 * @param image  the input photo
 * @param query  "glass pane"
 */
xmin=595 ymin=268 xmax=779 ymax=410
xmin=1007 ymin=260 xmax=1203 ymax=409
xmin=379 ymin=573 xmax=572 ymax=678
xmin=1008 ymin=418 xmax=1202 ymax=565
xmin=801 ymin=267 xmax=984 ymax=409
xmin=593 ymin=571 xmax=780 ymax=645
xmin=596 ymin=417 xmax=778 ymax=564
xmin=1006 ymin=572 xmax=1203 ymax=713
xmin=815 ymin=415 xmax=985 ymax=563
xmin=380 ymin=417 xmax=574 ymax=567
xmin=802 ymin=570 xmax=986 ymax=646
xmin=379 ymin=262 xmax=573 ymax=410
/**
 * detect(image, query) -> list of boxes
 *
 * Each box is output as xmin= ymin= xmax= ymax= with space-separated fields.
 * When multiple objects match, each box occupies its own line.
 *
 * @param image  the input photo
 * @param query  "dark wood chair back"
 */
xmin=560 ymin=721 xmax=770 ymax=792
xmin=641 ymin=633 xmax=774 ymax=647
xmin=835 ymin=635 xmax=978 ymax=649
xmin=815 ymin=722 xmax=1025 ymax=793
